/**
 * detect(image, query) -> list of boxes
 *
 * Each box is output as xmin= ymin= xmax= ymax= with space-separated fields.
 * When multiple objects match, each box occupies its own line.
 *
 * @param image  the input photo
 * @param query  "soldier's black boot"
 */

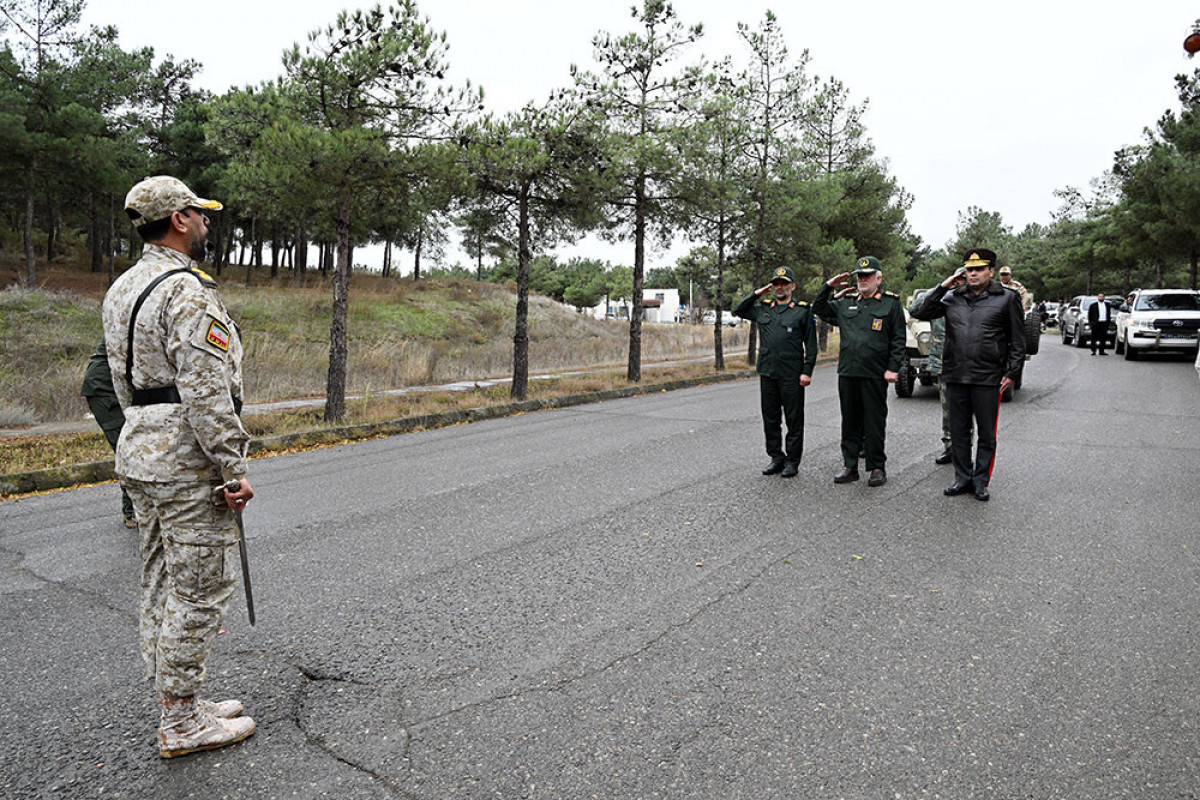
xmin=781 ymin=461 xmax=799 ymax=478
xmin=934 ymin=446 xmax=952 ymax=465
xmin=762 ymin=457 xmax=786 ymax=475
xmin=867 ymin=468 xmax=887 ymax=487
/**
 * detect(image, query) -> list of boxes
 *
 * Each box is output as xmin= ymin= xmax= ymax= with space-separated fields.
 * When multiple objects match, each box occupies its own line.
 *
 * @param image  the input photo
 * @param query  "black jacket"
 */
xmin=912 ymin=281 xmax=1025 ymax=384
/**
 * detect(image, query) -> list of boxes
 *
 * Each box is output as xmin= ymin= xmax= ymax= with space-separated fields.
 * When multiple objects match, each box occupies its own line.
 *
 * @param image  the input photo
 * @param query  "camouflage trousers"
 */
xmin=123 ymin=478 xmax=239 ymax=697
xmin=938 ymin=380 xmax=973 ymax=445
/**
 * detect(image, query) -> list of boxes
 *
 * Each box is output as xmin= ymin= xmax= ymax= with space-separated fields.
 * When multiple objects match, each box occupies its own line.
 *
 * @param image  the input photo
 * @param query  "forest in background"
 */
xmin=3 ymin=1 xmax=1199 ymax=420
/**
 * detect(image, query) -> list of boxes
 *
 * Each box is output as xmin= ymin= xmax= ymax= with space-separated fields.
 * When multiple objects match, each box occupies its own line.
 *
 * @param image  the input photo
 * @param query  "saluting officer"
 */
xmin=812 ymin=256 xmax=906 ymax=487
xmin=102 ymin=176 xmax=256 ymax=758
xmin=734 ymin=266 xmax=818 ymax=478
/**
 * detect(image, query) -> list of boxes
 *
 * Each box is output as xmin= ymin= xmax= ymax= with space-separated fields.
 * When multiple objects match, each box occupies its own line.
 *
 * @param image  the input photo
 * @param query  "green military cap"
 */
xmin=125 ymin=176 xmax=222 ymax=228
xmin=769 ymin=265 xmax=796 ymax=284
xmin=854 ymin=256 xmax=882 ymax=276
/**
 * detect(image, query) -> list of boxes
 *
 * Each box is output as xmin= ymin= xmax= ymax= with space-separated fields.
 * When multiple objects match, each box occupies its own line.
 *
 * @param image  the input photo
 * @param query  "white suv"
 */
xmin=1115 ymin=289 xmax=1200 ymax=360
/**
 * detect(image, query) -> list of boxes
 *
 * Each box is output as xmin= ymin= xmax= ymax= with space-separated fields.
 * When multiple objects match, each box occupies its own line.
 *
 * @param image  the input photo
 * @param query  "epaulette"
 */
xmin=189 ymin=267 xmax=218 ymax=288
xmin=795 ymin=300 xmax=809 ymax=307
xmin=884 ymin=291 xmax=900 ymax=298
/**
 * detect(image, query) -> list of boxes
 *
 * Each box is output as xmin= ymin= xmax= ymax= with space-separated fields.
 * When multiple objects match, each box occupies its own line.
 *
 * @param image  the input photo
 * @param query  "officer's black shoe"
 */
xmin=867 ymin=468 xmax=887 ymax=487
xmin=762 ymin=458 xmax=786 ymax=475
xmin=833 ymin=468 xmax=859 ymax=484
xmin=974 ymin=484 xmax=990 ymax=501
xmin=943 ymin=481 xmax=972 ymax=496
xmin=781 ymin=461 xmax=799 ymax=478
xmin=934 ymin=447 xmax=953 ymax=465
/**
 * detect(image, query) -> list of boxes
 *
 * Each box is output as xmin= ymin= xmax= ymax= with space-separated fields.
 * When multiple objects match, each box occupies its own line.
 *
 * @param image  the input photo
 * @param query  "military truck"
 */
xmin=896 ymin=287 xmax=1041 ymax=401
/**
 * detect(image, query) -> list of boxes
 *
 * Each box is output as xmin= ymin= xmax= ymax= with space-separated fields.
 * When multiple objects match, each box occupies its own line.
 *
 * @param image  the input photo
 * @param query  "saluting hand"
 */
xmin=827 ymin=272 xmax=851 ymax=288
xmin=942 ymin=267 xmax=967 ymax=289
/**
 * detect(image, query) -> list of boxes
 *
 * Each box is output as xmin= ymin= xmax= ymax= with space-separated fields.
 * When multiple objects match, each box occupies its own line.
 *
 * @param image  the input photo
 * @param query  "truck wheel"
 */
xmin=1123 ymin=335 xmax=1138 ymax=360
xmin=895 ymin=362 xmax=915 ymax=398
xmin=1023 ymin=313 xmax=1041 ymax=355
xmin=1061 ymin=325 xmax=1070 ymax=345
xmin=1073 ymin=326 xmax=1086 ymax=348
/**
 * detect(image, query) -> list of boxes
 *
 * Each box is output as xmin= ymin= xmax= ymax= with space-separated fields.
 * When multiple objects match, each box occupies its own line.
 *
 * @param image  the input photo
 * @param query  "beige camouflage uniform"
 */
xmin=102 ymin=242 xmax=247 ymax=697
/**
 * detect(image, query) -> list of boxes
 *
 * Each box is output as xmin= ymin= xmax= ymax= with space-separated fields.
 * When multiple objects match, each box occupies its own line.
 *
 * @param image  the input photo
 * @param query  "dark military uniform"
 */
xmin=734 ymin=288 xmax=818 ymax=467
xmin=812 ymin=281 xmax=905 ymax=471
xmin=80 ymin=339 xmax=134 ymax=524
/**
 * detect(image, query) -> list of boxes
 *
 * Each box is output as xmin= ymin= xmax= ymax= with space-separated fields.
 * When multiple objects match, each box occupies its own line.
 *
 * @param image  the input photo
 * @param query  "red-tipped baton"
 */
xmin=224 ymin=479 xmax=256 ymax=626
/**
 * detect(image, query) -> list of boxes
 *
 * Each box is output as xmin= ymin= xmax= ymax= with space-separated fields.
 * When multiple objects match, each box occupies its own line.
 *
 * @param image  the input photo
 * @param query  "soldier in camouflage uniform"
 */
xmin=80 ymin=339 xmax=135 ymax=526
xmin=102 ymin=176 xmax=256 ymax=758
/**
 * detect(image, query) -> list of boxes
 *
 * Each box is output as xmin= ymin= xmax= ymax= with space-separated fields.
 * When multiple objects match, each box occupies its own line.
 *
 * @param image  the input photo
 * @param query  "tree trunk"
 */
xmin=382 ymin=238 xmax=392 ymax=278
xmin=23 ymin=161 xmax=36 ymax=287
xmin=714 ymin=212 xmax=726 ymax=371
xmin=325 ymin=196 xmax=353 ymax=423
xmin=627 ymin=174 xmax=646 ymax=383
xmin=106 ymin=195 xmax=116 ymax=286
xmin=412 ymin=230 xmax=423 ymax=281
xmin=214 ymin=218 xmax=226 ymax=276
xmin=45 ymin=204 xmax=59 ymax=262
xmin=511 ymin=186 xmax=532 ymax=400
xmin=270 ymin=224 xmax=280 ymax=278
xmin=293 ymin=226 xmax=308 ymax=287
xmin=89 ymin=193 xmax=103 ymax=273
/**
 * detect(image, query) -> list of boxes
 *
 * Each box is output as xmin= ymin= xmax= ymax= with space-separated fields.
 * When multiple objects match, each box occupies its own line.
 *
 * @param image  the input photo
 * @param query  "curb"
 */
xmin=1 ymin=369 xmax=758 ymax=498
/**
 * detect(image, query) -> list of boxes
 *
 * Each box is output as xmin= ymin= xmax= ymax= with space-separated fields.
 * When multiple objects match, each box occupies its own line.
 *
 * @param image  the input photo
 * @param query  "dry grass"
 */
xmin=1 ymin=359 xmax=754 ymax=474
xmin=2 ymin=265 xmax=754 ymax=424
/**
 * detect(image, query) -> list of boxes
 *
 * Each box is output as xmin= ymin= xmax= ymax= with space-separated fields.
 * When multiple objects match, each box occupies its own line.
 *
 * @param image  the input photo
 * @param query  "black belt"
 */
xmin=130 ymin=386 xmax=182 ymax=406
xmin=129 ymin=387 xmax=242 ymax=415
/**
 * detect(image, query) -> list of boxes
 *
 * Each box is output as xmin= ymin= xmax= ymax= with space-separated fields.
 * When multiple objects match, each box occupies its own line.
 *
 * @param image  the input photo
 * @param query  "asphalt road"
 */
xmin=2 ymin=337 xmax=1199 ymax=799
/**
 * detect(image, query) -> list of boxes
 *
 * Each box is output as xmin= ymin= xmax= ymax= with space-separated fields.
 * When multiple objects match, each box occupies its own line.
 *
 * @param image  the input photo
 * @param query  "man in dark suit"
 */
xmin=912 ymin=249 xmax=1025 ymax=501
xmin=1087 ymin=293 xmax=1111 ymax=355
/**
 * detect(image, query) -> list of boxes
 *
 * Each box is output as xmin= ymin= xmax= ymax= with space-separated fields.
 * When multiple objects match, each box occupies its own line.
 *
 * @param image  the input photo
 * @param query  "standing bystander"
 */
xmin=102 ymin=176 xmax=257 ymax=758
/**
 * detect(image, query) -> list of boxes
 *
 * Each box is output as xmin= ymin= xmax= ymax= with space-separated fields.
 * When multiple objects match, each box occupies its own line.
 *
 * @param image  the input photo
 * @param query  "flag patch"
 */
xmin=206 ymin=320 xmax=230 ymax=351
xmin=871 ymin=318 xmax=883 ymax=331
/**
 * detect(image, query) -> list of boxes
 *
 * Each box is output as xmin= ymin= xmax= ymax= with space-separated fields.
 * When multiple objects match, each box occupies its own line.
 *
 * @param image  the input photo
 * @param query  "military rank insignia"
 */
xmin=871 ymin=318 xmax=883 ymax=331
xmin=206 ymin=320 xmax=231 ymax=352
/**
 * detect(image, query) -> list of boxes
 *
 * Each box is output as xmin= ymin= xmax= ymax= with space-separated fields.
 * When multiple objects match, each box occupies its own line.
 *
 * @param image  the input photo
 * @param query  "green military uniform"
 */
xmin=734 ymin=267 xmax=818 ymax=469
xmin=812 ymin=260 xmax=906 ymax=472
xmin=81 ymin=339 xmax=135 ymax=523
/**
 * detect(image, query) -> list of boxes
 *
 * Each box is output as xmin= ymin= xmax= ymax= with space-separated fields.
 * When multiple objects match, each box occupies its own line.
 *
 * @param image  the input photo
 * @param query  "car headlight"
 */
xmin=1130 ymin=316 xmax=1157 ymax=331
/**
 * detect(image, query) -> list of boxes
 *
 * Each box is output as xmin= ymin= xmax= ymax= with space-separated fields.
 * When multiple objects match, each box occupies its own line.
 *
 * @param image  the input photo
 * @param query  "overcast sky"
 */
xmin=80 ymin=0 xmax=1200 ymax=270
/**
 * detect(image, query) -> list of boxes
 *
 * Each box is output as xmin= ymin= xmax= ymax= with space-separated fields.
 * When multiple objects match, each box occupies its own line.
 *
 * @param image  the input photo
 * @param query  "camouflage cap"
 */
xmin=125 ymin=176 xmax=222 ymax=227
xmin=769 ymin=265 xmax=796 ymax=284
xmin=854 ymin=255 xmax=882 ymax=276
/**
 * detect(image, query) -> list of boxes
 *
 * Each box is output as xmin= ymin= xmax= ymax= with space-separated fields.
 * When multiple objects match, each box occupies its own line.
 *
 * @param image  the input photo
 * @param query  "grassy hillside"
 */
xmin=1 ymin=264 xmax=751 ymax=426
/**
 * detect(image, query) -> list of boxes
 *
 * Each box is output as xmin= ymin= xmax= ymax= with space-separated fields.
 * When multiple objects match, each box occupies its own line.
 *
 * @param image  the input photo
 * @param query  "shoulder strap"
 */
xmin=125 ymin=268 xmax=204 ymax=389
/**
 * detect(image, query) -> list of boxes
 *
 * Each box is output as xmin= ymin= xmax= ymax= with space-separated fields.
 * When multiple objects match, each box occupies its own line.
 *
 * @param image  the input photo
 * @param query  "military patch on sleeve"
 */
xmin=871 ymin=318 xmax=883 ymax=331
xmin=205 ymin=320 xmax=231 ymax=352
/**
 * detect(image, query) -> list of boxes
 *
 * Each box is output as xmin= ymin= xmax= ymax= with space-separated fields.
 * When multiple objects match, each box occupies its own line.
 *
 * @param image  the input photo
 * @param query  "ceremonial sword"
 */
xmin=224 ymin=479 xmax=256 ymax=626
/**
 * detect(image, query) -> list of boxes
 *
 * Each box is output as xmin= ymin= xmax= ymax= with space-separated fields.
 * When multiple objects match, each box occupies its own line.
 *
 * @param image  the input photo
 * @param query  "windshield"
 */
xmin=1135 ymin=293 xmax=1200 ymax=312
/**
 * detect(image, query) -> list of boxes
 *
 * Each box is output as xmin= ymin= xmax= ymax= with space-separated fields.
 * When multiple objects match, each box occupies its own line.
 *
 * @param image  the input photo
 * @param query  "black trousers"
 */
xmin=838 ymin=376 xmax=887 ymax=469
xmin=946 ymin=382 xmax=1002 ymax=487
xmin=1089 ymin=323 xmax=1108 ymax=354
xmin=760 ymin=375 xmax=805 ymax=463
